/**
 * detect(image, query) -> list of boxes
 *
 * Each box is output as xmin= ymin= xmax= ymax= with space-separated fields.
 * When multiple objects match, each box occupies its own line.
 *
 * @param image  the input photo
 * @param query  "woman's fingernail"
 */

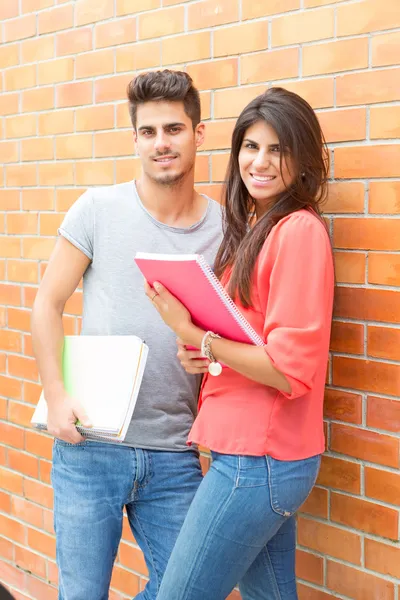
xmin=154 ymin=282 xmax=162 ymax=292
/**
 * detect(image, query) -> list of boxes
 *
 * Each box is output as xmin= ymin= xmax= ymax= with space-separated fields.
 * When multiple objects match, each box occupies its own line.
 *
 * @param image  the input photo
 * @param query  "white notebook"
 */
xmin=31 ymin=335 xmax=149 ymax=442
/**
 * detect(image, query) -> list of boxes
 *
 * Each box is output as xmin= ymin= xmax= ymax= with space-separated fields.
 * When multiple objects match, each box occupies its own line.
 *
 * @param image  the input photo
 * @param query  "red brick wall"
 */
xmin=1 ymin=1 xmax=399 ymax=598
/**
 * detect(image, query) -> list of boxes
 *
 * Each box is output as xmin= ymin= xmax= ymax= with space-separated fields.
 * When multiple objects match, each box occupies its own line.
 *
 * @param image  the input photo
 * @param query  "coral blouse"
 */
xmin=188 ymin=210 xmax=334 ymax=460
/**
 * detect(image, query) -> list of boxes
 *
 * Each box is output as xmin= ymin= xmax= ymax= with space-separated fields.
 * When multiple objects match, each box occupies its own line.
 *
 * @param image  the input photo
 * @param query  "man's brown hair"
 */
xmin=127 ymin=69 xmax=201 ymax=130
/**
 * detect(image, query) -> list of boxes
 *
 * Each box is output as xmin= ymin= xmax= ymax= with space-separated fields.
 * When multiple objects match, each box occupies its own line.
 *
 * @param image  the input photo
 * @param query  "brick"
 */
xmin=26 ymin=576 xmax=57 ymax=600
xmin=331 ymin=423 xmax=399 ymax=468
xmin=0 ymin=422 xmax=25 ymax=449
xmin=21 ymin=35 xmax=55 ymax=63
xmin=0 ymin=537 xmax=14 ymax=562
xmin=0 ymin=514 xmax=25 ymax=544
xmin=330 ymin=320 xmax=364 ymax=354
xmin=162 ymin=32 xmax=210 ymax=65
xmin=211 ymin=153 xmax=229 ymax=181
xmin=27 ymin=527 xmax=56 ymax=557
xmin=15 ymin=546 xmax=46 ymax=579
xmin=111 ymin=566 xmax=140 ymax=597
xmin=76 ymin=105 xmax=114 ymax=132
xmin=0 ymin=93 xmax=19 ymax=116
xmin=5 ymin=15 xmax=36 ymax=42
xmin=0 ymin=466 xmax=24 ymax=495
xmin=43 ymin=508 xmax=55 ymax=534
xmin=22 ymin=237 xmax=56 ymax=259
xmin=318 ymin=108 xmax=366 ymax=143
xmin=75 ymin=160 xmax=115 ymax=185
xmin=0 ymin=236 xmax=21 ymax=259
xmin=200 ymin=92 xmax=211 ymax=121
xmin=56 ymin=188 xmax=82 ymax=212
xmin=333 ymin=217 xmax=400 ymax=251
xmin=40 ymin=458 xmax=52 ymax=484
xmin=296 ymin=549 xmax=323 ymax=584
xmin=56 ymin=27 xmax=93 ymax=56
xmin=39 ymin=109 xmax=74 ymax=135
xmin=298 ymin=517 xmax=361 ymax=564
xmin=201 ymin=120 xmax=235 ymax=151
xmin=64 ymin=291 xmax=83 ymax=315
xmin=94 ymin=131 xmax=133 ymax=158
xmin=39 ymin=4 xmax=73 ymax=34
xmin=331 ymin=491 xmax=398 ymax=539
xmin=324 ymin=389 xmax=362 ymax=425
xmin=116 ymin=41 xmax=160 ymax=72
xmin=337 ymin=69 xmax=400 ymax=106
xmin=369 ymin=182 xmax=400 ymax=215
xmin=11 ymin=496 xmax=43 ymax=529
xmin=95 ymin=74 xmax=132 ymax=103
xmin=116 ymin=0 xmax=160 ymax=16
xmin=139 ymin=7 xmax=184 ymax=40
xmin=76 ymin=0 xmax=114 ymax=26
xmin=367 ymin=396 xmax=400 ymax=433
xmin=333 ymin=356 xmax=400 ymax=397
xmin=0 ymin=44 xmax=19 ymax=69
xmin=272 ymin=7 xmax=333 ymax=46
xmin=328 ymin=560 xmax=394 ymax=600
xmin=2 ymin=191 xmax=20 ymax=211
xmin=372 ymin=31 xmax=400 ymax=67
xmin=0 ymin=373 xmax=22 ymax=398
xmin=370 ymin=106 xmax=400 ymax=139
xmin=0 ymin=3 xmax=19 ymax=18
xmin=22 ymin=189 xmax=54 ymax=211
xmin=8 ymin=354 xmax=39 ymax=381
xmin=188 ymin=0 xmax=238 ymax=30
xmin=214 ymin=86 xmax=265 ymax=120
xmin=38 ymin=57 xmax=74 ymax=85
xmin=279 ymin=78 xmax=334 ymax=109
xmin=187 ymin=59 xmax=237 ymax=91
xmin=337 ymin=0 xmax=400 ymax=36
xmin=56 ymin=134 xmax=93 ymax=160
xmin=21 ymin=138 xmax=54 ymax=162
xmin=242 ymin=0 xmax=299 ymax=19
xmin=38 ymin=163 xmax=74 ymax=186
xmin=336 ymin=145 xmax=400 ymax=179
xmin=0 ymin=283 xmax=21 ymax=305
xmin=214 ymin=21 xmax=268 ymax=58
xmin=0 ymin=141 xmax=18 ymax=163
xmin=324 ymin=182 xmax=364 ymax=214
xmin=22 ymin=0 xmax=53 ymax=11
xmin=5 ymin=64 xmax=36 ymax=91
xmin=76 ymin=49 xmax=114 ymax=78
xmin=365 ymin=538 xmax=400 ymax=579
xmin=22 ymin=87 xmax=54 ymax=112
xmin=7 ymin=213 xmax=38 ymax=235
xmin=241 ymin=48 xmax=299 ymax=85
xmin=333 ymin=251 xmax=366 ymax=284
xmin=317 ymin=454 xmax=361 ymax=493
xmin=95 ymin=16 xmax=136 ymax=48
xmin=365 ymin=466 xmax=400 ymax=506
xmin=299 ymin=486 xmax=328 ymax=519
xmin=7 ymin=307 xmax=31 ymax=332
xmin=369 ymin=254 xmax=400 ymax=287
xmin=25 ymin=430 xmax=53 ymax=459
xmin=40 ymin=213 xmax=64 ymax=236
xmin=115 ymin=158 xmax=142 ymax=184
xmin=56 ymin=81 xmax=93 ymax=108
xmin=119 ymin=543 xmax=148 ymax=575
xmin=303 ymin=38 xmax=368 ymax=76
xmin=8 ymin=448 xmax=39 ymax=478
xmin=5 ymin=114 xmax=36 ymax=138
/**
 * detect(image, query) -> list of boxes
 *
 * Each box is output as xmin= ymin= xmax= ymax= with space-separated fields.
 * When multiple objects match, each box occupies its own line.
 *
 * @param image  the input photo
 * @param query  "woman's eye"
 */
xmin=271 ymin=146 xmax=280 ymax=152
xmin=245 ymin=143 xmax=257 ymax=149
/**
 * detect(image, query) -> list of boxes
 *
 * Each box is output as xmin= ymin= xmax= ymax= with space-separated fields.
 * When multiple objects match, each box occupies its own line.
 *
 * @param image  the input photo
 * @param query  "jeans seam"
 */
xmin=131 ymin=510 xmax=161 ymax=593
xmin=261 ymin=546 xmax=283 ymax=600
xmin=266 ymin=456 xmax=291 ymax=518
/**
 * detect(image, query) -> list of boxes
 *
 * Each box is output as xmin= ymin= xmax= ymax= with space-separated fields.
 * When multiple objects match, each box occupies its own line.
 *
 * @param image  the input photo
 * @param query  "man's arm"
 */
xmin=31 ymin=236 xmax=92 ymax=443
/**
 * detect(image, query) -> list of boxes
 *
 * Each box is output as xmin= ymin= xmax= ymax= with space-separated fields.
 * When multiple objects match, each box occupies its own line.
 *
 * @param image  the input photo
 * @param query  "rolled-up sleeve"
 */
xmin=58 ymin=189 xmax=94 ymax=260
xmin=259 ymin=214 xmax=334 ymax=399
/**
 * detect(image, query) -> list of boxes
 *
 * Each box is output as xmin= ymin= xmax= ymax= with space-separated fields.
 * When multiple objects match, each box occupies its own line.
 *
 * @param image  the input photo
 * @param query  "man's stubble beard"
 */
xmin=146 ymin=157 xmax=195 ymax=188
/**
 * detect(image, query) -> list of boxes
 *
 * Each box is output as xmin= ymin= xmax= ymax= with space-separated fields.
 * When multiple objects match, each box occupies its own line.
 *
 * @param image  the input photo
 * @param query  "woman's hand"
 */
xmin=176 ymin=338 xmax=210 ymax=374
xmin=145 ymin=281 xmax=195 ymax=341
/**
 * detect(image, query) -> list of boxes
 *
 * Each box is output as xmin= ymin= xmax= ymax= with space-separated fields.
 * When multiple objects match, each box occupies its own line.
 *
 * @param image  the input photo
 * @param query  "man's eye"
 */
xmin=169 ymin=127 xmax=181 ymax=133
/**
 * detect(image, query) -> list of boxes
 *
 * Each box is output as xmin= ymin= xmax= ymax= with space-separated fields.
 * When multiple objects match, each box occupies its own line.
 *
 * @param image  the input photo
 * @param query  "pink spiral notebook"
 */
xmin=134 ymin=253 xmax=264 ymax=346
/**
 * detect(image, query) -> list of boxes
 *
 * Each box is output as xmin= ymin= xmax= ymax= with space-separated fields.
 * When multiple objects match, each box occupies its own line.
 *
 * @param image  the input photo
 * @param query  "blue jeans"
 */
xmin=51 ymin=440 xmax=202 ymax=600
xmin=157 ymin=451 xmax=321 ymax=600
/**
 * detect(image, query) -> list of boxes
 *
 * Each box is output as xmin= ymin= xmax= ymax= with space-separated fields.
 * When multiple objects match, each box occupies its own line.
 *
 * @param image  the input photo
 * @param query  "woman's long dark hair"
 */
xmin=214 ymin=87 xmax=329 ymax=307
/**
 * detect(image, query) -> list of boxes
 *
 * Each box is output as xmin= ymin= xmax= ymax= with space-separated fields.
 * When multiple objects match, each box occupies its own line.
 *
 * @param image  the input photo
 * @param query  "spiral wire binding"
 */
xmin=197 ymin=255 xmax=264 ymax=346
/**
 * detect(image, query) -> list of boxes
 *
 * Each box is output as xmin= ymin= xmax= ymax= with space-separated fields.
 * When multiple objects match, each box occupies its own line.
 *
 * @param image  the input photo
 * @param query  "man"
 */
xmin=31 ymin=70 xmax=223 ymax=600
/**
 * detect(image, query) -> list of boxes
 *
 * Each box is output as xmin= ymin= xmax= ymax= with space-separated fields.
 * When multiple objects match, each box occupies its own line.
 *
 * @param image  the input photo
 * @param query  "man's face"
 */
xmin=134 ymin=101 xmax=204 ymax=186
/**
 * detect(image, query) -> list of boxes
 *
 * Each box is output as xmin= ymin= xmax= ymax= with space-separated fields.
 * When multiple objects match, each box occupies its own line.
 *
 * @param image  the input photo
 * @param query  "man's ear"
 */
xmin=195 ymin=122 xmax=205 ymax=149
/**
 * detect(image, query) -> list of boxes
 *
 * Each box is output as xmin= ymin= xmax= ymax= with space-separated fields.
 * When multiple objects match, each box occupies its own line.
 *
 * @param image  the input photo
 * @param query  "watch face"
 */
xmin=0 ymin=585 xmax=15 ymax=600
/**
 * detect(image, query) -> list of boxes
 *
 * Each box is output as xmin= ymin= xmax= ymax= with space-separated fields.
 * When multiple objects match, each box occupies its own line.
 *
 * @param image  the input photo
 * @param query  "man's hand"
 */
xmin=46 ymin=391 xmax=92 ymax=444
xmin=176 ymin=338 xmax=210 ymax=375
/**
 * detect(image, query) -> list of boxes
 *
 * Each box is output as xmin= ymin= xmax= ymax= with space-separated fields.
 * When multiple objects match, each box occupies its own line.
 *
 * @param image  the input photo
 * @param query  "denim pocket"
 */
xmin=54 ymin=438 xmax=88 ymax=448
xmin=266 ymin=454 xmax=321 ymax=517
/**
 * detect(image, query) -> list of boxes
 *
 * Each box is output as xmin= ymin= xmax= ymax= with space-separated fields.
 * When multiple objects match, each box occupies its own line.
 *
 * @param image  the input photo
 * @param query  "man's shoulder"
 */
xmin=89 ymin=180 xmax=134 ymax=204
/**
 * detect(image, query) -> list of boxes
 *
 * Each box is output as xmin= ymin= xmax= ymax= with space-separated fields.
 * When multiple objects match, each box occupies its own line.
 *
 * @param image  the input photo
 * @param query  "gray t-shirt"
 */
xmin=59 ymin=180 xmax=223 ymax=451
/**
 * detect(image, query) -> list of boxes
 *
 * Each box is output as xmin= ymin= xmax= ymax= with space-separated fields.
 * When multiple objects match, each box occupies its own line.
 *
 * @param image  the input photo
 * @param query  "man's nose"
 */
xmin=154 ymin=132 xmax=171 ymax=153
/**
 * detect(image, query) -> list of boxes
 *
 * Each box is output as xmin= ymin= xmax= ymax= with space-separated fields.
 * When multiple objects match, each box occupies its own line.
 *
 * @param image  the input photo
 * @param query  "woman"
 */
xmin=146 ymin=87 xmax=334 ymax=600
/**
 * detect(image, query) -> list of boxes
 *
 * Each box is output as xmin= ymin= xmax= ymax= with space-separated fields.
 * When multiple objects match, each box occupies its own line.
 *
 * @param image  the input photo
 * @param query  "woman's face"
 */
xmin=238 ymin=120 xmax=296 ymax=216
